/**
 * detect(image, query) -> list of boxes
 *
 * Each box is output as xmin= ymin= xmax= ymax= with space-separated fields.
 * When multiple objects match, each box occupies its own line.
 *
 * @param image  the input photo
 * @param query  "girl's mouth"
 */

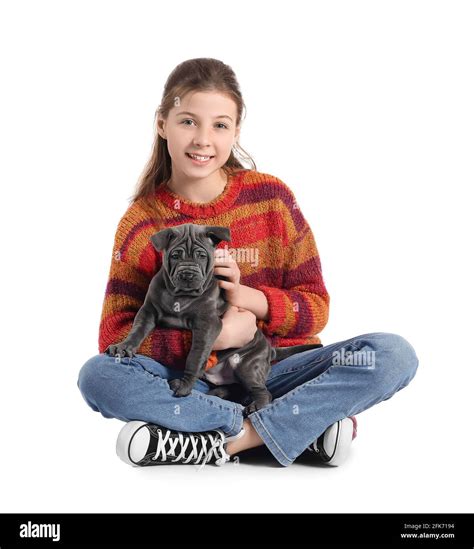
xmin=186 ymin=153 xmax=214 ymax=165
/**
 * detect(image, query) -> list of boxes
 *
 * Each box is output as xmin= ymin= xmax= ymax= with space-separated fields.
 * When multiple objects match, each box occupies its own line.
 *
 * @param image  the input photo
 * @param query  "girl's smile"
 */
xmin=185 ymin=152 xmax=215 ymax=165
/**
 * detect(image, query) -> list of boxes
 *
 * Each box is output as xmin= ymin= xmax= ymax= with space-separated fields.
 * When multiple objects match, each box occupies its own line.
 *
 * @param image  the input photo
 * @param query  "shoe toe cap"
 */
xmin=323 ymin=418 xmax=354 ymax=466
xmin=116 ymin=421 xmax=150 ymax=466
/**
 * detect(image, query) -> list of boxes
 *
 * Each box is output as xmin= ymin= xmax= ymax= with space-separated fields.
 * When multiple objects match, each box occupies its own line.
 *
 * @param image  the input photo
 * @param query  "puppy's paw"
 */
xmin=243 ymin=399 xmax=271 ymax=417
xmin=105 ymin=342 xmax=137 ymax=358
xmin=243 ymin=402 xmax=259 ymax=417
xmin=169 ymin=378 xmax=193 ymax=397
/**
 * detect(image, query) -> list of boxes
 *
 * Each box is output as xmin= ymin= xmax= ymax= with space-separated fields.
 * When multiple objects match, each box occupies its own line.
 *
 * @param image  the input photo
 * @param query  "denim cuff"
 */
xmin=224 ymin=402 xmax=245 ymax=437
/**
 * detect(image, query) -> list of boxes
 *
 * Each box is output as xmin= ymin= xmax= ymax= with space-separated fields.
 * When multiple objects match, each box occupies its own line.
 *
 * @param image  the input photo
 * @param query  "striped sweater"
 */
xmin=98 ymin=169 xmax=330 ymax=371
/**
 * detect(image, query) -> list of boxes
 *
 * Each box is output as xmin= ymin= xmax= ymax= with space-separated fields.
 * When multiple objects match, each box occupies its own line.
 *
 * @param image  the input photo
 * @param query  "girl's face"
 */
xmin=158 ymin=91 xmax=240 ymax=179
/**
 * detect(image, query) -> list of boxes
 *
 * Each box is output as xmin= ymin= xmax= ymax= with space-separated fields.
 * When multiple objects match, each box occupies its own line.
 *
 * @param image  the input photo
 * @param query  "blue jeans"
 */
xmin=77 ymin=332 xmax=418 ymax=467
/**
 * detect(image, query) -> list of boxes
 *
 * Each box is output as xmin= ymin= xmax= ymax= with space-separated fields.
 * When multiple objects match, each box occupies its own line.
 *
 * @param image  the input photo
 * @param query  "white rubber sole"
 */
xmin=116 ymin=420 xmax=150 ymax=466
xmin=323 ymin=418 xmax=354 ymax=467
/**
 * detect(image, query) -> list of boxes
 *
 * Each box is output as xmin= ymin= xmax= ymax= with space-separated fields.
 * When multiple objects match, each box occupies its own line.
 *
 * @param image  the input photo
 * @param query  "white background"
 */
xmin=1 ymin=0 xmax=473 ymax=513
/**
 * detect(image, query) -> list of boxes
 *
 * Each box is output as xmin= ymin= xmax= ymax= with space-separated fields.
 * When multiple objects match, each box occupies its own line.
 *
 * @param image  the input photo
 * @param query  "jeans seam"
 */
xmin=269 ymin=345 xmax=340 ymax=384
xmin=270 ymin=337 xmax=374 ymax=384
xmin=250 ymin=411 xmax=292 ymax=466
xmin=268 ymin=353 xmax=330 ymax=380
xmin=194 ymin=392 xmax=242 ymax=436
xmin=287 ymin=361 xmax=335 ymax=396
xmin=228 ymin=404 xmax=239 ymax=434
xmin=266 ymin=358 xmax=338 ymax=409
xmin=268 ymin=338 xmax=365 ymax=380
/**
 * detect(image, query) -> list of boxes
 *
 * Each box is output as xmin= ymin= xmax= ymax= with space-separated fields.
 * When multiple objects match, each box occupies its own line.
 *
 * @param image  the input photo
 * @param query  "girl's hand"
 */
xmin=214 ymin=248 xmax=241 ymax=306
xmin=212 ymin=306 xmax=258 ymax=351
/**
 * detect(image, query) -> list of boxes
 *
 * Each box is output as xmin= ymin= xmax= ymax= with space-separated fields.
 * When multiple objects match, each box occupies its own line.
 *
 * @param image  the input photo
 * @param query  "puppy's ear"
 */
xmin=151 ymin=228 xmax=177 ymax=251
xmin=205 ymin=226 xmax=231 ymax=247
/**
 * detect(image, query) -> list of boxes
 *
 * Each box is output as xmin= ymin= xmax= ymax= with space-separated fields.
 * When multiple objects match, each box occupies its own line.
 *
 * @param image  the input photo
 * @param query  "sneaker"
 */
xmin=116 ymin=421 xmax=246 ymax=468
xmin=308 ymin=416 xmax=357 ymax=466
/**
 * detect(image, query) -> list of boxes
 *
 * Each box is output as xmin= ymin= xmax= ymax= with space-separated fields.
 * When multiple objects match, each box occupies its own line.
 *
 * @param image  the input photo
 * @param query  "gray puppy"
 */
xmin=106 ymin=223 xmax=322 ymax=416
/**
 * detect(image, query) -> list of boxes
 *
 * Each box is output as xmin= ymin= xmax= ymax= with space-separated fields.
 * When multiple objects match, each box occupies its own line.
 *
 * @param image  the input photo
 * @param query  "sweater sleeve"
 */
xmin=255 ymin=187 xmax=330 ymax=339
xmin=98 ymin=206 xmax=218 ymax=370
xmin=98 ymin=211 xmax=149 ymax=354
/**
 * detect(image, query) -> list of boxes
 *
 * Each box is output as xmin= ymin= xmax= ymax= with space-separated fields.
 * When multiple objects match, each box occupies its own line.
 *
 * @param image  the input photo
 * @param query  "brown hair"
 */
xmin=129 ymin=57 xmax=257 ymax=216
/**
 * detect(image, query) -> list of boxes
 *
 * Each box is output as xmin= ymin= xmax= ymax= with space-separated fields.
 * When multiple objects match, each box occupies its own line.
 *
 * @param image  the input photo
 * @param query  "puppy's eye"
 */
xmin=170 ymin=251 xmax=182 ymax=259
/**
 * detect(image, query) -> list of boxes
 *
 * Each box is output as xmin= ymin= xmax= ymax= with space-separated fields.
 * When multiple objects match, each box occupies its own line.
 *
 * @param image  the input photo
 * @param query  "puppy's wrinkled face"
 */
xmin=168 ymin=239 xmax=209 ymax=292
xmin=151 ymin=223 xmax=231 ymax=295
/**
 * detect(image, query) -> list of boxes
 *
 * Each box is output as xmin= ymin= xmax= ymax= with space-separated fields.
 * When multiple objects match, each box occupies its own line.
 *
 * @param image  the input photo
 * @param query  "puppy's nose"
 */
xmin=178 ymin=271 xmax=196 ymax=281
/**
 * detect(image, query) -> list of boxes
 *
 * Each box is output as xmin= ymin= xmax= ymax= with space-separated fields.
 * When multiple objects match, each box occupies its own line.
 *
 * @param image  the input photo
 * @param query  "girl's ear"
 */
xmin=156 ymin=116 xmax=167 ymax=140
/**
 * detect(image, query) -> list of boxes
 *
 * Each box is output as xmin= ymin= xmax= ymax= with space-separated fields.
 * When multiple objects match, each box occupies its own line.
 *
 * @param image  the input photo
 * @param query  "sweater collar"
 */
xmin=155 ymin=169 xmax=244 ymax=219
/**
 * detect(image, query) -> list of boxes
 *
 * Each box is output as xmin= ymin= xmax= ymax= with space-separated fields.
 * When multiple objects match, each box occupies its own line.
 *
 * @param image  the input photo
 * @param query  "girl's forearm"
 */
xmin=234 ymin=284 xmax=269 ymax=321
xmin=212 ymin=285 xmax=270 ymax=351
xmin=212 ymin=325 xmax=227 ymax=351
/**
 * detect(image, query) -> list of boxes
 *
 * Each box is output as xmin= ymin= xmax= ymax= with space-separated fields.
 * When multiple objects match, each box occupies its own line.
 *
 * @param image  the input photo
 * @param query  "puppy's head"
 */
xmin=151 ymin=223 xmax=231 ymax=295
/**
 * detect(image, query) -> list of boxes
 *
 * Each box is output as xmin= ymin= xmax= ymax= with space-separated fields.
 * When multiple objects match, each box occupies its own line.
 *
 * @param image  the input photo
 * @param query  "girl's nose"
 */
xmin=193 ymin=131 xmax=212 ymax=147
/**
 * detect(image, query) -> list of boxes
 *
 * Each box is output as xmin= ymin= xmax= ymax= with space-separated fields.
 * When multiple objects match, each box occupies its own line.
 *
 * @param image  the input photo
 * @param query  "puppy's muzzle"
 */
xmin=172 ymin=263 xmax=205 ymax=291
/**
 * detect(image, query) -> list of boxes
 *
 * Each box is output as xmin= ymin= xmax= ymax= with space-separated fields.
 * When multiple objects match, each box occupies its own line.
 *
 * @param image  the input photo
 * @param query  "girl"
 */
xmin=77 ymin=58 xmax=419 ymax=468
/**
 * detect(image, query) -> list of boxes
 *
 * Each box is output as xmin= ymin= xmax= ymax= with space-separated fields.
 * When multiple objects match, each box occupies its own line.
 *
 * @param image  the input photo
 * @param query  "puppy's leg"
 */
xmin=234 ymin=359 xmax=273 ymax=417
xmin=105 ymin=302 xmax=156 ymax=358
xmin=169 ymin=317 xmax=223 ymax=397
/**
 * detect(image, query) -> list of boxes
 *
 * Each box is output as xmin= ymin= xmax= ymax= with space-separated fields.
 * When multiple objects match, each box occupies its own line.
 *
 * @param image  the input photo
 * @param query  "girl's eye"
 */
xmin=180 ymin=119 xmax=228 ymax=129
